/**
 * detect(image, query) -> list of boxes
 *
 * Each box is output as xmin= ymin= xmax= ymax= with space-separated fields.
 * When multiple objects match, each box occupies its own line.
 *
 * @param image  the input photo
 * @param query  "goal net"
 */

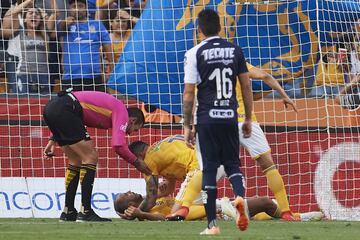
xmin=0 ymin=0 xmax=359 ymax=220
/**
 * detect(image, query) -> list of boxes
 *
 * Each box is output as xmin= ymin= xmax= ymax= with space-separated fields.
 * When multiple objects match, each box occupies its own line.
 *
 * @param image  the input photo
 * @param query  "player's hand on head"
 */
xmin=184 ymin=126 xmax=195 ymax=149
xmin=125 ymin=206 xmax=141 ymax=218
xmin=242 ymin=120 xmax=252 ymax=138
xmin=43 ymin=140 xmax=56 ymax=160
xmin=118 ymin=212 xmax=136 ymax=220
xmin=133 ymin=158 xmax=152 ymax=175
xmin=283 ymin=97 xmax=298 ymax=113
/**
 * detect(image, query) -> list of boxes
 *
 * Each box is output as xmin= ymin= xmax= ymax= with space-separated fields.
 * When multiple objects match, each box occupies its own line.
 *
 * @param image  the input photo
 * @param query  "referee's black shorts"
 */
xmin=43 ymin=92 xmax=89 ymax=146
xmin=196 ymin=123 xmax=240 ymax=172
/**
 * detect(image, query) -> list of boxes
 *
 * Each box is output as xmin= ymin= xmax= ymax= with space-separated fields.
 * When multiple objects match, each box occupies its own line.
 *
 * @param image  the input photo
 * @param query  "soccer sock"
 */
xmin=64 ymin=164 xmax=80 ymax=212
xmin=186 ymin=205 xmax=206 ymax=220
xmin=264 ymin=167 xmax=290 ymax=213
xmin=80 ymin=164 xmax=97 ymax=212
xmin=252 ymin=212 xmax=273 ymax=220
xmin=181 ymin=170 xmax=202 ymax=209
xmin=202 ymin=169 xmax=218 ymax=228
xmin=225 ymin=166 xmax=246 ymax=197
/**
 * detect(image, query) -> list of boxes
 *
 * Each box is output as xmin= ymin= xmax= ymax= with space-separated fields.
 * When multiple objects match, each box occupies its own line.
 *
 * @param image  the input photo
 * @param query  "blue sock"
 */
xmin=202 ymin=169 xmax=218 ymax=228
xmin=225 ymin=166 xmax=246 ymax=197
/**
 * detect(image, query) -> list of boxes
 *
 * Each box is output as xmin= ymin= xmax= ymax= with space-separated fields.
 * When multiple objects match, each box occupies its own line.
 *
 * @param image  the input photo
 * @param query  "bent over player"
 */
xmin=43 ymin=89 xmax=151 ymax=222
xmin=126 ymin=135 xmax=201 ymax=214
xmin=181 ymin=9 xmax=253 ymax=235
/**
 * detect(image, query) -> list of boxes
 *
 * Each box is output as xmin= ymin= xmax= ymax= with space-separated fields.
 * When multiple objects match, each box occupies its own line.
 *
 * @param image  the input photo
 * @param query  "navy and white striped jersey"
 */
xmin=184 ymin=36 xmax=248 ymax=124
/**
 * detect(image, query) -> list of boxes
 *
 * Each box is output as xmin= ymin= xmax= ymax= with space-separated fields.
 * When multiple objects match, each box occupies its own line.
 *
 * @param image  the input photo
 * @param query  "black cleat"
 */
xmin=76 ymin=209 xmax=112 ymax=222
xmin=59 ymin=209 xmax=78 ymax=222
xmin=165 ymin=214 xmax=186 ymax=221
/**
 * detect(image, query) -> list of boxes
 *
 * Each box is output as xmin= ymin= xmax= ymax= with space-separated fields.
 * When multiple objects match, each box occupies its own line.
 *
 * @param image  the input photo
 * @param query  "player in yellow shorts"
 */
xmin=127 ymin=135 xmax=202 ymax=213
xmin=114 ymin=190 xmax=323 ymax=222
xmin=237 ymin=63 xmax=299 ymax=221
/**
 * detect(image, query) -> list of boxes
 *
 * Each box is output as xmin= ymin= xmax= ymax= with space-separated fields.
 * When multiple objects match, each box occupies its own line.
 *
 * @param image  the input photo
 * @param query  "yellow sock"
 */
xmin=181 ymin=170 xmax=202 ymax=208
xmin=264 ymin=168 xmax=290 ymax=213
xmin=252 ymin=212 xmax=273 ymax=221
xmin=185 ymin=205 xmax=206 ymax=220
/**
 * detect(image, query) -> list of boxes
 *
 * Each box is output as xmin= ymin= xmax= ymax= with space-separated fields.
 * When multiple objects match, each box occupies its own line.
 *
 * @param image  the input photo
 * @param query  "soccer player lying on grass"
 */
xmin=128 ymin=136 xmax=245 ymax=225
xmin=114 ymin=190 xmax=323 ymax=222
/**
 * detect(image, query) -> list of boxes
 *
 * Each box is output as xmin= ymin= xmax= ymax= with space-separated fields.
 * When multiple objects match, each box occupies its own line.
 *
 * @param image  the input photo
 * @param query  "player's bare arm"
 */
xmin=183 ymin=83 xmax=196 ymax=148
xmin=124 ymin=206 xmax=166 ymax=221
xmin=139 ymin=175 xmax=159 ymax=212
xmin=249 ymin=67 xmax=298 ymax=112
xmin=238 ymin=72 xmax=253 ymax=138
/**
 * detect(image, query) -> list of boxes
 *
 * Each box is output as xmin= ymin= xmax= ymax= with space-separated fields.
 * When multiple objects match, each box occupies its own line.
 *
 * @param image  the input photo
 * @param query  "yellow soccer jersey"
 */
xmin=149 ymin=197 xmax=175 ymax=216
xmin=144 ymin=135 xmax=198 ymax=180
xmin=236 ymin=63 xmax=258 ymax=122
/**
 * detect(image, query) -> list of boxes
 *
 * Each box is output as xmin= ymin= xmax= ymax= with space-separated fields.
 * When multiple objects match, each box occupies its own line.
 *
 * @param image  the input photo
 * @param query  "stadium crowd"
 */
xmin=0 ymin=0 xmax=145 ymax=94
xmin=0 ymin=0 xmax=358 ymax=100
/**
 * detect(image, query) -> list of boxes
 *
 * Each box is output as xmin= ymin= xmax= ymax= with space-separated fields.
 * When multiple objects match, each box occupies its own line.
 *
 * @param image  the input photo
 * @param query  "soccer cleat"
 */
xmin=200 ymin=226 xmax=221 ymax=235
xmin=165 ymin=206 xmax=189 ymax=221
xmin=234 ymin=196 xmax=249 ymax=231
xmin=59 ymin=209 xmax=78 ymax=222
xmin=220 ymin=197 xmax=237 ymax=220
xmin=76 ymin=209 xmax=112 ymax=222
xmin=299 ymin=211 xmax=324 ymax=222
xmin=281 ymin=211 xmax=300 ymax=222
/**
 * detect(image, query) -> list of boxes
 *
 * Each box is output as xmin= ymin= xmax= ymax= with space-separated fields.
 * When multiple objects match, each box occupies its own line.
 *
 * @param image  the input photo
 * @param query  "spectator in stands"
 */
xmin=350 ymin=40 xmax=360 ymax=80
xmin=311 ymin=47 xmax=349 ymax=98
xmin=124 ymin=0 xmax=146 ymax=18
xmin=2 ymin=0 xmax=23 ymax=93
xmin=336 ymin=75 xmax=360 ymax=111
xmin=108 ymin=9 xmax=137 ymax=65
xmin=2 ymin=0 xmax=56 ymax=94
xmin=56 ymin=0 xmax=114 ymax=91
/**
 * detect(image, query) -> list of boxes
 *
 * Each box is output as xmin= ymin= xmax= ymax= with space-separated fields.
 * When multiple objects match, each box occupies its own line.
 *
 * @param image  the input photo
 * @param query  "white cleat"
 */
xmin=300 ymin=211 xmax=324 ymax=221
xmin=200 ymin=226 xmax=221 ymax=235
xmin=220 ymin=197 xmax=237 ymax=220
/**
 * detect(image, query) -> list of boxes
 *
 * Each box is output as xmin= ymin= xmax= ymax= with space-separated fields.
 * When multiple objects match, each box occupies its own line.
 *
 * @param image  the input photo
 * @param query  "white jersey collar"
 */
xmin=202 ymin=36 xmax=221 ymax=43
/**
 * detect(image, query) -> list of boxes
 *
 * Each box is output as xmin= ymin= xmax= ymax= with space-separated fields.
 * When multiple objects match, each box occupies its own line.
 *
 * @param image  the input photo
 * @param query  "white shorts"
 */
xmin=238 ymin=122 xmax=271 ymax=159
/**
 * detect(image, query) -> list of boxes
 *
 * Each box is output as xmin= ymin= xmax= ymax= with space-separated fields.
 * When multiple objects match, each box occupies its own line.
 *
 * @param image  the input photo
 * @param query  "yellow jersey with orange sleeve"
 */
xmin=149 ymin=197 xmax=175 ymax=216
xmin=144 ymin=135 xmax=199 ymax=180
xmin=236 ymin=62 xmax=258 ymax=122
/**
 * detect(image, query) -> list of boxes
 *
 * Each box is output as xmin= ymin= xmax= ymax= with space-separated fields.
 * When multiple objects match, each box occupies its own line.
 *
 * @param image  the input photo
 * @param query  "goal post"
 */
xmin=0 ymin=0 xmax=359 ymax=220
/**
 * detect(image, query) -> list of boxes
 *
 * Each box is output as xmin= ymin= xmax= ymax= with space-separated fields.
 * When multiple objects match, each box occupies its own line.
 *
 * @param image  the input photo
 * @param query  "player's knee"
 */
xmin=82 ymin=149 xmax=99 ymax=165
xmin=256 ymin=155 xmax=275 ymax=172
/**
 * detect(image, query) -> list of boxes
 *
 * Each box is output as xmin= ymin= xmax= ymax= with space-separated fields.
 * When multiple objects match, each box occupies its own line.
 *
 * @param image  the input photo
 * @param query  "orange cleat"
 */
xmin=200 ymin=226 xmax=221 ymax=235
xmin=165 ymin=206 xmax=189 ymax=221
xmin=281 ymin=211 xmax=300 ymax=221
xmin=234 ymin=196 xmax=249 ymax=231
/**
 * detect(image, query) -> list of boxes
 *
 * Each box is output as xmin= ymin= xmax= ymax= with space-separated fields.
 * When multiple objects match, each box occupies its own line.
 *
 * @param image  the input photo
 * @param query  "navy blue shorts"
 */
xmin=196 ymin=123 xmax=240 ymax=172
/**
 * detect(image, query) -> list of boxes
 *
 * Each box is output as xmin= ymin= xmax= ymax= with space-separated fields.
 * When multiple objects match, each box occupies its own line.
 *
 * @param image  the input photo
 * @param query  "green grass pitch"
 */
xmin=0 ymin=219 xmax=359 ymax=240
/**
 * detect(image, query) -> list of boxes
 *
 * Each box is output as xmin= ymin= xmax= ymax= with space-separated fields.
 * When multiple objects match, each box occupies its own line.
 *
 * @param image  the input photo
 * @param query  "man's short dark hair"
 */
xmin=127 ymin=107 xmax=145 ymax=125
xmin=114 ymin=195 xmax=130 ymax=214
xmin=198 ymin=9 xmax=221 ymax=37
xmin=69 ymin=0 xmax=87 ymax=6
xmin=129 ymin=141 xmax=148 ymax=156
